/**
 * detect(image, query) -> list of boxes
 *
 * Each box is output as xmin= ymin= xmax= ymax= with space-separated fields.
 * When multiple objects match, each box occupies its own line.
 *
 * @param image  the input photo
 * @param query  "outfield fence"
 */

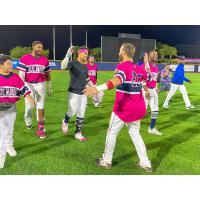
xmin=11 ymin=60 xmax=200 ymax=72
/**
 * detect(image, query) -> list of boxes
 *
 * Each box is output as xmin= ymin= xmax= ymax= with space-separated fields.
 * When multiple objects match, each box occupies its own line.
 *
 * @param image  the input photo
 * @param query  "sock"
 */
xmin=38 ymin=121 xmax=44 ymax=130
xmin=64 ymin=113 xmax=70 ymax=123
xmin=150 ymin=111 xmax=158 ymax=129
xmin=75 ymin=117 xmax=84 ymax=134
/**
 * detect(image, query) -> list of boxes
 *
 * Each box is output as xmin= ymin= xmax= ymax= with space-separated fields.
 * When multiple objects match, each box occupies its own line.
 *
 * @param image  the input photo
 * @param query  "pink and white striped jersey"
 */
xmin=113 ymin=61 xmax=148 ymax=123
xmin=86 ymin=63 xmax=98 ymax=85
xmin=0 ymin=72 xmax=31 ymax=103
xmin=17 ymin=54 xmax=51 ymax=83
xmin=145 ymin=63 xmax=159 ymax=88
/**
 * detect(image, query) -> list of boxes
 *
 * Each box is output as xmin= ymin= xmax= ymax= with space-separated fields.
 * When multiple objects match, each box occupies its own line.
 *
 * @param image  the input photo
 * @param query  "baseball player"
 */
xmin=61 ymin=46 xmax=93 ymax=141
xmin=143 ymin=50 xmax=162 ymax=136
xmin=86 ymin=55 xmax=104 ymax=107
xmin=163 ymin=58 xmax=194 ymax=109
xmin=16 ymin=41 xmax=52 ymax=139
xmin=83 ymin=43 xmax=152 ymax=172
xmin=0 ymin=55 xmax=35 ymax=169
xmin=159 ymin=64 xmax=171 ymax=94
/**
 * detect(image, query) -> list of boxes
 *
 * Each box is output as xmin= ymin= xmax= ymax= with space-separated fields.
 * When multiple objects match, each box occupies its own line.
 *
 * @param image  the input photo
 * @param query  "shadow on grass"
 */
xmin=110 ymin=125 xmax=200 ymax=173
xmin=147 ymin=125 xmax=200 ymax=172
xmin=158 ymin=107 xmax=200 ymax=130
xmin=7 ymin=135 xmax=75 ymax=168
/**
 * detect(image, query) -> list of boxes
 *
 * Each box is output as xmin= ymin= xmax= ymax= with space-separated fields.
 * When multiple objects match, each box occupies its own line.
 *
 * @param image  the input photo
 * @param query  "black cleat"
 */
xmin=26 ymin=125 xmax=32 ymax=130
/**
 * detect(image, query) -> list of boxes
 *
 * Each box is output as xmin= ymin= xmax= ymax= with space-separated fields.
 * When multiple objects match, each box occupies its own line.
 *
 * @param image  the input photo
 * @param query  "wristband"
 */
xmin=96 ymin=84 xmax=108 ymax=92
xmin=106 ymin=80 xmax=114 ymax=90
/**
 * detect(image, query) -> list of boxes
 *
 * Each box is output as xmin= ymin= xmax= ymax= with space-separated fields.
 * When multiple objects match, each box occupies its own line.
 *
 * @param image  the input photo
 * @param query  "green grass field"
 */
xmin=0 ymin=71 xmax=200 ymax=175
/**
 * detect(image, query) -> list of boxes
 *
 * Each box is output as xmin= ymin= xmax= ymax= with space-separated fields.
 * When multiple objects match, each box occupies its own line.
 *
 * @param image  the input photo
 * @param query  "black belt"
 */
xmin=148 ymin=87 xmax=155 ymax=89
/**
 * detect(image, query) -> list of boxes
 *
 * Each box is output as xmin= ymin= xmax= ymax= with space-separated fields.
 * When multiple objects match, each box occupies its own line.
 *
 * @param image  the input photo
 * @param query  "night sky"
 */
xmin=0 ymin=25 xmax=200 ymax=59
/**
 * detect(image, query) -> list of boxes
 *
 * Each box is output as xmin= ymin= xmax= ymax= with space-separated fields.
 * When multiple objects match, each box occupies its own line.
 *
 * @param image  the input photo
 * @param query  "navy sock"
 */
xmin=64 ymin=113 xmax=70 ymax=123
xmin=150 ymin=118 xmax=157 ymax=129
xmin=150 ymin=111 xmax=158 ymax=129
xmin=75 ymin=117 xmax=84 ymax=133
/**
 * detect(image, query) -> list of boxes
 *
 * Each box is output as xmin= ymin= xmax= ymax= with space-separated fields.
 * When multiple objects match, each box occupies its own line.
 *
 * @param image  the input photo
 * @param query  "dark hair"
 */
xmin=32 ymin=41 xmax=43 ymax=47
xmin=88 ymin=55 xmax=95 ymax=59
xmin=0 ymin=54 xmax=11 ymax=65
xmin=148 ymin=50 xmax=157 ymax=56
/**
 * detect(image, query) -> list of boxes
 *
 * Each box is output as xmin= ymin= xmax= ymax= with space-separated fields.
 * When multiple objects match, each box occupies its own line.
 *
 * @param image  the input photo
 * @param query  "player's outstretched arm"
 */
xmin=61 ymin=46 xmax=75 ymax=70
xmin=83 ymin=77 xmax=121 ymax=97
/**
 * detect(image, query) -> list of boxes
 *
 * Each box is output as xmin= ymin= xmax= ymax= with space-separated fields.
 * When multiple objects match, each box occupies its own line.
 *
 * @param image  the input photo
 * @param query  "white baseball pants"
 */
xmin=163 ymin=83 xmax=191 ymax=108
xmin=0 ymin=104 xmax=17 ymax=156
xmin=24 ymin=82 xmax=46 ymax=123
xmin=102 ymin=112 xmax=151 ymax=167
xmin=67 ymin=92 xmax=87 ymax=118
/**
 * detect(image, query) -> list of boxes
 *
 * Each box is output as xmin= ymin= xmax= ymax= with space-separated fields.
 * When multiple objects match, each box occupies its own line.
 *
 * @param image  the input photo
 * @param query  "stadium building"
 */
xmin=101 ymin=33 xmax=156 ymax=62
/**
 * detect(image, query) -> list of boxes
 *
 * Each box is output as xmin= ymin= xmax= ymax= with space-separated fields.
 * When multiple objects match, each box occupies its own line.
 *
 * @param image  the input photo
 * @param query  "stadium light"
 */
xmin=53 ymin=25 xmax=56 ymax=60
xmin=86 ymin=29 xmax=88 ymax=48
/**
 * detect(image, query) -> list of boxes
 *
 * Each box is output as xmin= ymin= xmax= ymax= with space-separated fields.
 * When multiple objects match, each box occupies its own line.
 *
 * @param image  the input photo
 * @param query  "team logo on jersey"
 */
xmin=27 ymin=65 xmax=45 ymax=73
xmin=0 ymin=87 xmax=19 ymax=97
xmin=132 ymin=72 xmax=142 ymax=88
xmin=88 ymin=70 xmax=96 ymax=76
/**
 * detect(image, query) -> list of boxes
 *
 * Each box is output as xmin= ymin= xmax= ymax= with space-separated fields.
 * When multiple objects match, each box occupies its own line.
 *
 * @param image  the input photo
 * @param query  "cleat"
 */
xmin=96 ymin=158 xmax=112 ymax=169
xmin=26 ymin=125 xmax=32 ymax=129
xmin=6 ymin=145 xmax=17 ymax=157
xmin=186 ymin=105 xmax=195 ymax=110
xmin=94 ymin=102 xmax=100 ymax=107
xmin=62 ymin=120 xmax=69 ymax=135
xmin=75 ymin=132 xmax=87 ymax=141
xmin=36 ymin=129 xmax=46 ymax=139
xmin=163 ymin=105 xmax=170 ymax=109
xmin=0 ymin=155 xmax=6 ymax=169
xmin=137 ymin=162 xmax=153 ymax=173
xmin=148 ymin=127 xmax=162 ymax=136
xmin=25 ymin=119 xmax=32 ymax=129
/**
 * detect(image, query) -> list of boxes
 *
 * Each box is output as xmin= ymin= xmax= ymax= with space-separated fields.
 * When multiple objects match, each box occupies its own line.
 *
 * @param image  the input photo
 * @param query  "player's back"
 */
xmin=113 ymin=61 xmax=147 ymax=123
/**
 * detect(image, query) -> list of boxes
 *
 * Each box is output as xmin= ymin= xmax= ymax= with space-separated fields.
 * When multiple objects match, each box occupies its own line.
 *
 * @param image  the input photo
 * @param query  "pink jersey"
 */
xmin=146 ymin=63 xmax=159 ymax=88
xmin=0 ymin=72 xmax=31 ymax=103
xmin=16 ymin=54 xmax=51 ymax=83
xmin=113 ymin=61 xmax=148 ymax=123
xmin=86 ymin=63 xmax=98 ymax=85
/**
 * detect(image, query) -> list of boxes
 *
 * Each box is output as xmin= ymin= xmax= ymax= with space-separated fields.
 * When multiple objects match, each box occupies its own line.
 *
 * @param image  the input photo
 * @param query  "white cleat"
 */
xmin=6 ymin=145 xmax=17 ymax=157
xmin=62 ymin=120 xmax=69 ymax=135
xmin=25 ymin=119 xmax=32 ymax=129
xmin=148 ymin=127 xmax=162 ymax=136
xmin=96 ymin=158 xmax=112 ymax=169
xmin=186 ymin=105 xmax=195 ymax=110
xmin=0 ymin=155 xmax=6 ymax=169
xmin=163 ymin=105 xmax=170 ymax=109
xmin=75 ymin=132 xmax=87 ymax=142
xmin=94 ymin=102 xmax=100 ymax=107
